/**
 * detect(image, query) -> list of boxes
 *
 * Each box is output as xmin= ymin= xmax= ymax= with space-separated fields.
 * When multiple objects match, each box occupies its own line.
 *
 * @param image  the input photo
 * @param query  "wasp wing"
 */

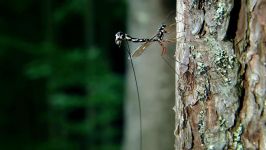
xmin=131 ymin=42 xmax=152 ymax=58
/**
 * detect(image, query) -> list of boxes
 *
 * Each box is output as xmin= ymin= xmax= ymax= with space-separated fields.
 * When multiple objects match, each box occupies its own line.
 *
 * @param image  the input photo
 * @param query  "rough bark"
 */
xmin=175 ymin=0 xmax=266 ymax=149
xmin=237 ymin=0 xmax=266 ymax=149
xmin=123 ymin=0 xmax=175 ymax=150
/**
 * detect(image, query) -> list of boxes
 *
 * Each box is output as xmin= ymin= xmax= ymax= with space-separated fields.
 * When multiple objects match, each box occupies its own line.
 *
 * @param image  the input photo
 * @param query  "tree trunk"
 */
xmin=123 ymin=0 xmax=175 ymax=150
xmin=175 ymin=0 xmax=266 ymax=149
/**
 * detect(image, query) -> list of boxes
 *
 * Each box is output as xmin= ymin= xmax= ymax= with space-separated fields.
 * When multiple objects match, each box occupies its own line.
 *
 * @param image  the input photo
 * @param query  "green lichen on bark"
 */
xmin=175 ymin=0 xmax=241 ymax=149
xmin=232 ymin=123 xmax=244 ymax=150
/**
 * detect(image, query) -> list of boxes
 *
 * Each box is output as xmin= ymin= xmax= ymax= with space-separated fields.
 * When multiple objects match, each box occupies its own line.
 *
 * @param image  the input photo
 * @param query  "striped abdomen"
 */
xmin=124 ymin=34 xmax=158 ymax=43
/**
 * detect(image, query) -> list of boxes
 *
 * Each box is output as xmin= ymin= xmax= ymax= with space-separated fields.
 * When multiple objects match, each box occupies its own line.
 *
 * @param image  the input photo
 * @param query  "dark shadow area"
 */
xmin=0 ymin=0 xmax=126 ymax=149
xmin=226 ymin=0 xmax=241 ymax=40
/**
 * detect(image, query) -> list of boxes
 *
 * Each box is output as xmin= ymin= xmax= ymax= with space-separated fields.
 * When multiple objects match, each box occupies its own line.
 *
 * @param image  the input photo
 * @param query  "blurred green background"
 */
xmin=0 ymin=0 xmax=126 ymax=149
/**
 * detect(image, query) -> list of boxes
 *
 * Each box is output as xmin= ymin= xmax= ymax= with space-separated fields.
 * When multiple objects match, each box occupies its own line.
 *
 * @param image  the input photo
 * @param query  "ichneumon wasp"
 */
xmin=114 ymin=11 xmax=188 ymax=150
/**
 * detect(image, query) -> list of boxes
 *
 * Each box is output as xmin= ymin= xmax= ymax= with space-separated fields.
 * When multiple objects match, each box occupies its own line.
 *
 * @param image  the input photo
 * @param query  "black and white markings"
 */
xmin=114 ymin=23 xmax=171 ymax=58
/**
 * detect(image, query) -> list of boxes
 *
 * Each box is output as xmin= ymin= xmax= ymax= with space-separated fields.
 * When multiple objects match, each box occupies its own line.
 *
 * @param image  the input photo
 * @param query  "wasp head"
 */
xmin=160 ymin=24 xmax=167 ymax=33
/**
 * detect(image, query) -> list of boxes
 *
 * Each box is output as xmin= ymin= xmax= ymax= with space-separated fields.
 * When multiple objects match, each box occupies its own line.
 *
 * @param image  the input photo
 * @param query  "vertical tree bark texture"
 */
xmin=237 ymin=0 xmax=266 ymax=149
xmin=123 ymin=0 xmax=175 ymax=150
xmin=175 ymin=0 xmax=266 ymax=149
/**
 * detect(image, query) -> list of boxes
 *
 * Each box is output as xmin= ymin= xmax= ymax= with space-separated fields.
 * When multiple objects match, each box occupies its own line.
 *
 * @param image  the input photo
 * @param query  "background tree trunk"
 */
xmin=123 ymin=0 xmax=175 ymax=150
xmin=175 ymin=0 xmax=266 ymax=149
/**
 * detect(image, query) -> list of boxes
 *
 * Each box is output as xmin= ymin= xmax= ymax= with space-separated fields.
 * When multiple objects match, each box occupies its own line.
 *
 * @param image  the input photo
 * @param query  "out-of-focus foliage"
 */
xmin=0 ymin=0 xmax=126 ymax=149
